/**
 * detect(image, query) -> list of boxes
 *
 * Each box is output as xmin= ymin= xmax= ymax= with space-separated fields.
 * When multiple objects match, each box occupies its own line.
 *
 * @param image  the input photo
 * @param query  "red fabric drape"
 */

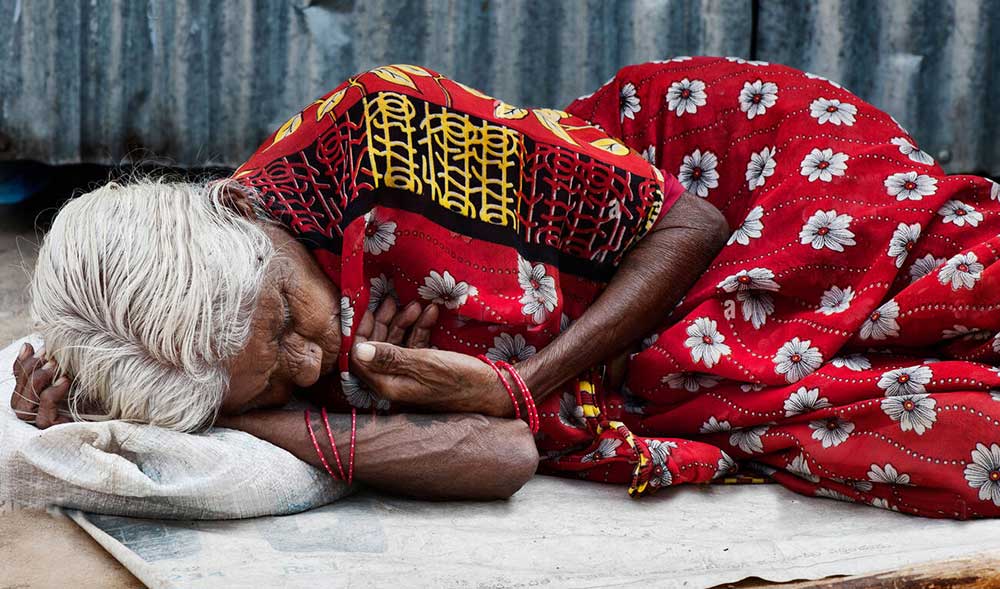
xmin=237 ymin=59 xmax=1000 ymax=519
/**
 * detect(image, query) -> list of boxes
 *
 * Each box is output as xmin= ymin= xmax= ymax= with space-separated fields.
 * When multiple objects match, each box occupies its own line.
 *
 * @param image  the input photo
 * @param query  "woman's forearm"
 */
xmin=517 ymin=192 xmax=730 ymax=399
xmin=217 ymin=410 xmax=538 ymax=500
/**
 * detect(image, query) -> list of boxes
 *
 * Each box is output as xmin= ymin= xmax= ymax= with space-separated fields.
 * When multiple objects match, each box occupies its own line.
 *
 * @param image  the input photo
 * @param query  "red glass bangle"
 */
xmin=498 ymin=361 xmax=539 ymax=433
xmin=304 ymin=409 xmax=340 ymax=480
xmin=476 ymin=354 xmax=521 ymax=420
xmin=321 ymin=407 xmax=347 ymax=481
xmin=348 ymin=408 xmax=357 ymax=486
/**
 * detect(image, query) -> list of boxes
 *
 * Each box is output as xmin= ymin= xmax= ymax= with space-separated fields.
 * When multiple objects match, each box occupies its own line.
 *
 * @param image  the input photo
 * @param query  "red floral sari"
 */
xmin=237 ymin=59 xmax=1000 ymax=519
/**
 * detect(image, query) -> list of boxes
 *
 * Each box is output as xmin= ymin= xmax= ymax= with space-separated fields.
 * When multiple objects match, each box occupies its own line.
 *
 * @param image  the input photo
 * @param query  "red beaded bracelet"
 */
xmin=321 ymin=407 xmax=347 ymax=481
xmin=498 ymin=360 xmax=539 ymax=433
xmin=304 ymin=409 xmax=340 ymax=480
xmin=348 ymin=407 xmax=357 ymax=486
xmin=476 ymin=354 xmax=522 ymax=420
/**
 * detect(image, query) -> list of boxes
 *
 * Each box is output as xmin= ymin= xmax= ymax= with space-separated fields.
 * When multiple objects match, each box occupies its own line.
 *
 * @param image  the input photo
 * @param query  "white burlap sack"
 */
xmin=0 ymin=335 xmax=349 ymax=519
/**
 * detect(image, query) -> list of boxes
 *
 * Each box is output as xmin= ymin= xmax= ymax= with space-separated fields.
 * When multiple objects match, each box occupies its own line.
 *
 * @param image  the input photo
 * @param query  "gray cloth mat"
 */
xmin=68 ymin=474 xmax=1000 ymax=588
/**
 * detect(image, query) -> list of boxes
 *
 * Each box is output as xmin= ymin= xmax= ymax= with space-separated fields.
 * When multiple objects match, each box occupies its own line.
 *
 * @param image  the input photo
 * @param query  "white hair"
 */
xmin=29 ymin=178 xmax=274 ymax=432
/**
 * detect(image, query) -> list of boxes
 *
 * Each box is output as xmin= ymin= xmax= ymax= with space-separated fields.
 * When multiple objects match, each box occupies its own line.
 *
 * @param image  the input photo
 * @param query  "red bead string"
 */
xmin=348 ymin=408 xmax=357 ymax=486
xmin=306 ymin=408 xmax=359 ymax=485
xmin=320 ymin=407 xmax=347 ymax=481
xmin=304 ymin=409 xmax=340 ymax=480
xmin=476 ymin=354 xmax=521 ymax=420
xmin=498 ymin=361 xmax=539 ymax=433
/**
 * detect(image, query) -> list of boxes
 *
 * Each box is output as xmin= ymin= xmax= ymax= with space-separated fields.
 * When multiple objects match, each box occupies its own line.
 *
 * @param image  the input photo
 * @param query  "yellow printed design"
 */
xmin=363 ymin=92 xmax=423 ymax=194
xmin=364 ymin=92 xmax=523 ymax=230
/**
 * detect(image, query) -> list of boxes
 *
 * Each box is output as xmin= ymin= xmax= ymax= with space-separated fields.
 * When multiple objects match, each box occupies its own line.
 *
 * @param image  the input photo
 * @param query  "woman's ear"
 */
xmin=215 ymin=181 xmax=258 ymax=220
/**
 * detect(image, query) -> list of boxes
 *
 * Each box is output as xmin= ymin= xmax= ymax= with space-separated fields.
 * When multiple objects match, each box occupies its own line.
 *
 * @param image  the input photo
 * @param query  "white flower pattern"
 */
xmin=678 ymin=149 xmax=720 ymax=197
xmin=868 ymin=463 xmax=911 ymax=485
xmin=773 ymin=337 xmax=823 ymax=383
xmin=817 ymin=285 xmax=854 ymax=315
xmin=739 ymin=79 xmax=778 ymax=119
xmin=965 ymin=443 xmax=1000 ymax=506
xmin=746 ymin=146 xmax=777 ymax=190
xmin=363 ymin=211 xmax=397 ymax=255
xmin=784 ymin=387 xmax=832 ymax=417
xmin=663 ymin=372 xmax=721 ymax=392
xmin=517 ymin=256 xmax=558 ymax=323
xmin=831 ymin=354 xmax=871 ymax=371
xmin=368 ymin=274 xmax=397 ymax=312
xmin=486 ymin=333 xmax=537 ymax=363
xmin=881 ymin=394 xmax=937 ymax=435
xmin=582 ymin=438 xmax=622 ymax=463
xmin=418 ymin=270 xmax=477 ymax=309
xmin=877 ymin=365 xmax=933 ymax=396
xmin=728 ymin=205 xmax=764 ymax=246
xmin=809 ymin=416 xmax=855 ymax=448
xmin=341 ymin=371 xmax=390 ymax=411
xmin=810 ymin=98 xmax=857 ymax=126
xmin=938 ymin=252 xmax=984 ymax=291
xmin=887 ymin=223 xmax=921 ymax=268
xmin=730 ymin=425 xmax=769 ymax=454
xmin=788 ymin=453 xmax=821 ymax=483
xmin=859 ymin=300 xmax=901 ymax=340
xmin=684 ymin=318 xmax=732 ymax=368
xmin=909 ymin=254 xmax=946 ymax=283
xmin=799 ymin=210 xmax=856 ymax=252
xmin=938 ymin=200 xmax=984 ymax=228
xmin=666 ymin=78 xmax=707 ymax=116
xmin=884 ymin=171 xmax=938 ymax=201
xmin=700 ymin=416 xmax=732 ymax=434
xmin=800 ymin=148 xmax=848 ymax=182
xmin=891 ymin=137 xmax=935 ymax=165
xmin=619 ymin=82 xmax=641 ymax=122
xmin=340 ymin=296 xmax=355 ymax=337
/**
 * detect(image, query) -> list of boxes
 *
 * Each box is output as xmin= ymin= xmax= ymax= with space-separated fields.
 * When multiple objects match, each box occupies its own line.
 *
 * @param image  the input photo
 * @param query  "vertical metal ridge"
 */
xmin=0 ymin=0 xmax=994 ymax=174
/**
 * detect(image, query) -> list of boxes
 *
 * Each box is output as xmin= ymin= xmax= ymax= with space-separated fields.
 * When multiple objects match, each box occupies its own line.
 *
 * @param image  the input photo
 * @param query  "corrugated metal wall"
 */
xmin=0 ymin=0 xmax=996 ymax=174
xmin=757 ymin=0 xmax=1000 ymax=176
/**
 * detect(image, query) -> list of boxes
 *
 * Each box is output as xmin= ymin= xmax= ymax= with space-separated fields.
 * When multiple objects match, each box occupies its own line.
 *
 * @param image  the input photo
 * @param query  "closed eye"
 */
xmin=275 ymin=293 xmax=293 ymax=341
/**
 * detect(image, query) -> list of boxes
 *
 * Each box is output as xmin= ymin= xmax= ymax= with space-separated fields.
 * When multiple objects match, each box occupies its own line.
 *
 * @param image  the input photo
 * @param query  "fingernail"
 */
xmin=43 ymin=361 xmax=56 ymax=372
xmin=54 ymin=376 xmax=68 ymax=386
xmin=18 ymin=343 xmax=30 ymax=360
xmin=354 ymin=343 xmax=376 ymax=362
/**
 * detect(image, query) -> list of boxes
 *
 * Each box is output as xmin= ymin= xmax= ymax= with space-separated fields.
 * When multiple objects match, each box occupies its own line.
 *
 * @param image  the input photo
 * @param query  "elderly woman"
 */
xmin=12 ymin=58 xmax=1000 ymax=517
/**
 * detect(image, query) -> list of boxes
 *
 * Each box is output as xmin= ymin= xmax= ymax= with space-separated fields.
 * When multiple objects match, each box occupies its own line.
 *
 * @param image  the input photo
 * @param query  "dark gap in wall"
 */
xmin=749 ymin=0 xmax=760 ymax=59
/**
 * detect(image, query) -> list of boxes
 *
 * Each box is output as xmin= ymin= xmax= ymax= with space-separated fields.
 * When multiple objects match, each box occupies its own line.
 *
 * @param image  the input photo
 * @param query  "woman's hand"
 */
xmin=349 ymin=341 xmax=515 ymax=417
xmin=9 ymin=342 xmax=73 ymax=428
xmin=354 ymin=298 xmax=439 ymax=349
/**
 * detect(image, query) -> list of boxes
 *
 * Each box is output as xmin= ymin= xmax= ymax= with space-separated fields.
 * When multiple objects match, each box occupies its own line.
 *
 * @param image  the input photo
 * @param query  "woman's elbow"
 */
xmin=698 ymin=198 xmax=731 ymax=252
xmin=482 ymin=419 xmax=539 ymax=499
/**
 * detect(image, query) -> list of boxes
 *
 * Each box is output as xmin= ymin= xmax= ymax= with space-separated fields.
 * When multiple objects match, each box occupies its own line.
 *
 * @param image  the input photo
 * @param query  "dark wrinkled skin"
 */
xmin=11 ymin=188 xmax=727 ymax=500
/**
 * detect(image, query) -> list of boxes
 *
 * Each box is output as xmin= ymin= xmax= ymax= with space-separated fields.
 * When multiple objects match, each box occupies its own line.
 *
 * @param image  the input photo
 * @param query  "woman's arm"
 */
xmin=517 ymin=191 xmax=730 ymax=398
xmin=216 ymin=409 xmax=538 ymax=500
xmin=348 ymin=191 xmax=730 ymax=414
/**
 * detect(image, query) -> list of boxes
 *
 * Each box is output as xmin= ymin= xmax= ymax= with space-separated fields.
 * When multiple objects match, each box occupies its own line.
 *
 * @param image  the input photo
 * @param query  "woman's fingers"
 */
xmin=355 ymin=308 xmax=376 ymax=343
xmin=371 ymin=297 xmax=398 ymax=342
xmin=11 ymin=350 xmax=44 ymax=420
xmin=13 ymin=342 xmax=34 ymax=372
xmin=386 ymin=301 xmax=422 ymax=345
xmin=406 ymin=304 xmax=439 ymax=348
xmin=35 ymin=376 xmax=72 ymax=429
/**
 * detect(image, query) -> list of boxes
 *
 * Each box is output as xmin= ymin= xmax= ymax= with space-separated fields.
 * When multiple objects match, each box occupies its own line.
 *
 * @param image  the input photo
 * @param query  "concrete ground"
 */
xmin=1 ymin=200 xmax=140 ymax=588
xmin=0 ymin=204 xmax=36 ymax=344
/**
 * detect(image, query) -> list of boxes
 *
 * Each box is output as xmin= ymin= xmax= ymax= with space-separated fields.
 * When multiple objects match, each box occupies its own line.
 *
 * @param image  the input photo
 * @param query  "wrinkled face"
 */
xmin=222 ymin=223 xmax=342 ymax=414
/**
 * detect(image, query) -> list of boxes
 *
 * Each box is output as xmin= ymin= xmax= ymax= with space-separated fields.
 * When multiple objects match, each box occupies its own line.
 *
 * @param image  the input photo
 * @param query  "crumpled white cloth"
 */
xmin=0 ymin=335 xmax=348 ymax=519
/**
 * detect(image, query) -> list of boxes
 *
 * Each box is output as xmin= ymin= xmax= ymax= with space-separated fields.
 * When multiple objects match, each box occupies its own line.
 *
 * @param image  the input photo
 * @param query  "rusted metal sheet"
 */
xmin=0 ymin=0 xmax=750 ymax=167
xmin=0 ymin=0 xmax=996 ymax=175
xmin=757 ymin=0 xmax=1000 ymax=176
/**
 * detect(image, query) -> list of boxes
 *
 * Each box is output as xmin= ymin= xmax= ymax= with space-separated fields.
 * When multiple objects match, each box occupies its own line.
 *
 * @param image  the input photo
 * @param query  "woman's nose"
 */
xmin=285 ymin=333 xmax=324 ymax=387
